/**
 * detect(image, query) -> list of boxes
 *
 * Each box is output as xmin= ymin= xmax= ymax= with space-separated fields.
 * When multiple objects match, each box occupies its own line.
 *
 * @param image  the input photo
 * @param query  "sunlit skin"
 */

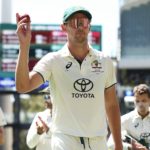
xmin=134 ymin=93 xmax=150 ymax=119
xmin=64 ymin=13 xmax=90 ymax=43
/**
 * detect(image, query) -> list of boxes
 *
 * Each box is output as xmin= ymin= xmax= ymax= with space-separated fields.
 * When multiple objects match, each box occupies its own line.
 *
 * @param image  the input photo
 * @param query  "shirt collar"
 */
xmin=60 ymin=43 xmax=72 ymax=57
xmin=134 ymin=109 xmax=150 ymax=119
xmin=134 ymin=109 xmax=142 ymax=119
xmin=60 ymin=43 xmax=96 ymax=58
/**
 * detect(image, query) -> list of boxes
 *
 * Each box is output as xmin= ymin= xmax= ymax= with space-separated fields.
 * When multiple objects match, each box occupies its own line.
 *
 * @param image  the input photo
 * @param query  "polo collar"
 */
xmin=60 ymin=43 xmax=96 ymax=58
xmin=134 ymin=109 xmax=150 ymax=119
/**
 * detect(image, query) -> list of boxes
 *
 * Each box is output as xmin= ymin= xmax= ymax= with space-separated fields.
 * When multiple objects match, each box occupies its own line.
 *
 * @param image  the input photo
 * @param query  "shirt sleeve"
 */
xmin=105 ymin=57 xmax=117 ymax=88
xmin=26 ymin=113 xmax=41 ymax=149
xmin=33 ymin=53 xmax=53 ymax=82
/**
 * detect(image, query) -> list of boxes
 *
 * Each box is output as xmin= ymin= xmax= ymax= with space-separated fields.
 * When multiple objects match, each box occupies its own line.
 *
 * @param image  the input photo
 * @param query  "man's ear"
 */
xmin=61 ymin=24 xmax=66 ymax=32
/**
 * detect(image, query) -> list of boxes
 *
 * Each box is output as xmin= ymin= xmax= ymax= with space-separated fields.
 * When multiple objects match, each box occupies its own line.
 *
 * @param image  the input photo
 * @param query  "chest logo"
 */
xmin=91 ymin=60 xmax=103 ymax=72
xmin=66 ymin=62 xmax=72 ymax=70
xmin=91 ymin=60 xmax=101 ymax=68
xmin=74 ymin=78 xmax=93 ymax=92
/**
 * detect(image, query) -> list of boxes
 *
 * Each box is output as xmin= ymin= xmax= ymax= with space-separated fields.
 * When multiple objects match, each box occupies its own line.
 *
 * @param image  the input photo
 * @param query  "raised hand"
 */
xmin=16 ymin=13 xmax=31 ymax=49
xmin=38 ymin=116 xmax=49 ymax=133
xmin=36 ymin=116 xmax=49 ymax=135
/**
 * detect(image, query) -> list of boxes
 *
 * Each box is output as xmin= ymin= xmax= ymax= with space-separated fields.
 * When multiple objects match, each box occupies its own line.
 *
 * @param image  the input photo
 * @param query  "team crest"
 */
xmin=91 ymin=60 xmax=103 ymax=72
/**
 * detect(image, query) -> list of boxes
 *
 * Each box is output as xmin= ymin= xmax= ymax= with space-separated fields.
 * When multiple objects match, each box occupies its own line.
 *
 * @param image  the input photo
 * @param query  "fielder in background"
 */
xmin=26 ymin=89 xmax=52 ymax=150
xmin=108 ymin=84 xmax=150 ymax=150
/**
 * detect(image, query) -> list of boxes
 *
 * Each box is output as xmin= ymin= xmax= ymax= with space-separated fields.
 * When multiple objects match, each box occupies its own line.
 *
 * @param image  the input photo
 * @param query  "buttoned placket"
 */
xmin=80 ymin=54 xmax=91 ymax=75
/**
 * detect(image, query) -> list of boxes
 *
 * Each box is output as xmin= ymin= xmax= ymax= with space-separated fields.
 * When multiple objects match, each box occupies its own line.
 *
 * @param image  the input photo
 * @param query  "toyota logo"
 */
xmin=74 ymin=78 xmax=93 ymax=92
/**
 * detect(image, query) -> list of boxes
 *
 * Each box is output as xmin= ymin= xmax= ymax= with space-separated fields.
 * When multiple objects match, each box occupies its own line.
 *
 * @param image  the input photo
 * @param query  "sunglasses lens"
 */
xmin=69 ymin=18 xmax=89 ymax=29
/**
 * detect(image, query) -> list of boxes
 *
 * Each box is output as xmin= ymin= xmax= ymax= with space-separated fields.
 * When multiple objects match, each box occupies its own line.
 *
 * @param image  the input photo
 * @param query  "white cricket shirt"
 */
xmin=33 ymin=44 xmax=116 ymax=137
xmin=0 ymin=108 xmax=7 ymax=126
xmin=121 ymin=109 xmax=150 ymax=143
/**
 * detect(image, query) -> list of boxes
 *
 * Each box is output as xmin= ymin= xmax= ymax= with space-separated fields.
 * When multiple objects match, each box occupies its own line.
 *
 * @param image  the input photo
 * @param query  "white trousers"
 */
xmin=51 ymin=133 xmax=108 ymax=150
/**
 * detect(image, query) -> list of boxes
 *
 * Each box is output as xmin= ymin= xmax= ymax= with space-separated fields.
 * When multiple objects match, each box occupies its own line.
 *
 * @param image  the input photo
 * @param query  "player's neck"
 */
xmin=68 ymin=43 xmax=90 ymax=61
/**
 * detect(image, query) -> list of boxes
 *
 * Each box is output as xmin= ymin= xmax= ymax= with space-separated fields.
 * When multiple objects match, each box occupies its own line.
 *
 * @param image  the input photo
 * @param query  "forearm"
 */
xmin=106 ymin=102 xmax=123 ymax=150
xmin=16 ymin=13 xmax=32 ymax=93
xmin=15 ymin=46 xmax=30 ymax=93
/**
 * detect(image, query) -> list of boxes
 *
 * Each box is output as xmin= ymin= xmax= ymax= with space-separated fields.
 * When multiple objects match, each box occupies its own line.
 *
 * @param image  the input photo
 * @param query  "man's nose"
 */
xmin=77 ymin=21 xmax=84 ymax=28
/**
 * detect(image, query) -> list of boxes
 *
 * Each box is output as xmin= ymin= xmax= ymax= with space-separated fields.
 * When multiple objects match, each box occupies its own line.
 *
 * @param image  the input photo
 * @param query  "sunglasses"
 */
xmin=64 ymin=18 xmax=90 ymax=29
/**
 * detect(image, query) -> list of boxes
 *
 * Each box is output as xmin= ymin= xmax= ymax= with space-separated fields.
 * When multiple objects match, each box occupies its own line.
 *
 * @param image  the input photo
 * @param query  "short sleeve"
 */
xmin=33 ymin=53 xmax=53 ymax=82
xmin=105 ymin=57 xmax=117 ymax=88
